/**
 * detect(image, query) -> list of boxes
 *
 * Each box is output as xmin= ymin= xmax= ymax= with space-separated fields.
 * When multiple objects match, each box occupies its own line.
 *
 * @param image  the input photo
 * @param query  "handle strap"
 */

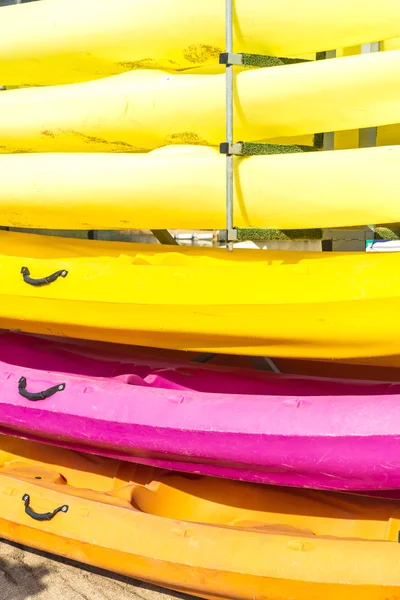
xmin=21 ymin=266 xmax=68 ymax=287
xmin=18 ymin=376 xmax=66 ymax=402
xmin=22 ymin=494 xmax=68 ymax=522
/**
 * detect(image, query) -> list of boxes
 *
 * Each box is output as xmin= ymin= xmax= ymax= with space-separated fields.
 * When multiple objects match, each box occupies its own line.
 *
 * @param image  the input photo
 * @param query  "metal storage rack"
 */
xmin=221 ymin=0 xmax=236 ymax=250
xmin=218 ymin=5 xmax=386 ymax=252
xmin=1 ymin=0 xmax=393 ymax=251
xmin=219 ymin=0 xmax=319 ymax=251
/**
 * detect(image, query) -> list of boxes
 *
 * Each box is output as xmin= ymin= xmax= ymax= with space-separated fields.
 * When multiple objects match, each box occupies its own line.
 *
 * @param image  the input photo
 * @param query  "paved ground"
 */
xmin=0 ymin=539 xmax=192 ymax=600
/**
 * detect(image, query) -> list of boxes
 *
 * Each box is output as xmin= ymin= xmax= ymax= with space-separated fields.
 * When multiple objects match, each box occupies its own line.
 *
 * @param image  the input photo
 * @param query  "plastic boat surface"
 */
xmin=1 ymin=435 xmax=400 ymax=599
xmin=1 ymin=331 xmax=400 ymax=492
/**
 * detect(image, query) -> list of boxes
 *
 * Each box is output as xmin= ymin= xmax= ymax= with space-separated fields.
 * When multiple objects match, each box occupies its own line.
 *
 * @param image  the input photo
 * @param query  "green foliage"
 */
xmin=238 ymin=228 xmax=323 ymax=241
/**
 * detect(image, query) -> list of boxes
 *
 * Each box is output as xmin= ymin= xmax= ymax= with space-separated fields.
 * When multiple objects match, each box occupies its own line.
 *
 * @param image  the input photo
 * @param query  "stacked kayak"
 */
xmin=1 ymin=146 xmax=400 ymax=230
xmin=1 ymin=330 xmax=400 ymax=493
xmin=2 ymin=0 xmax=400 ymax=85
xmin=1 ymin=5 xmax=400 ymax=230
xmin=2 ymin=0 xmax=400 ymax=596
xmin=1 ymin=434 xmax=400 ymax=599
xmin=2 ymin=50 xmax=400 ymax=152
xmin=0 ymin=231 xmax=400 ymax=361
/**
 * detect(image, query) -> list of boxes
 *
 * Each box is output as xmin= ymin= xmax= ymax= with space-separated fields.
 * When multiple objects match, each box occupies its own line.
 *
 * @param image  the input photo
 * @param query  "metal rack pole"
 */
xmin=359 ymin=42 xmax=379 ymax=244
xmin=322 ymin=50 xmax=337 ymax=152
xmin=225 ymin=0 xmax=234 ymax=251
xmin=359 ymin=42 xmax=380 ymax=148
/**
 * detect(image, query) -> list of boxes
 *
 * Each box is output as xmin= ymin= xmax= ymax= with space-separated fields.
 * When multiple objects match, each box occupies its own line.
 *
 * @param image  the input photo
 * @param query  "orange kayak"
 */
xmin=0 ymin=434 xmax=400 ymax=599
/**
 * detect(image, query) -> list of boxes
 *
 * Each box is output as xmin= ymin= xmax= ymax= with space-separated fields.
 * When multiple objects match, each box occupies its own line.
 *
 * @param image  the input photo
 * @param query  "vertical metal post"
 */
xmin=359 ymin=43 xmax=379 ymax=244
xmin=321 ymin=50 xmax=336 ymax=251
xmin=225 ymin=0 xmax=234 ymax=251
xmin=359 ymin=42 xmax=380 ymax=148
xmin=322 ymin=50 xmax=336 ymax=152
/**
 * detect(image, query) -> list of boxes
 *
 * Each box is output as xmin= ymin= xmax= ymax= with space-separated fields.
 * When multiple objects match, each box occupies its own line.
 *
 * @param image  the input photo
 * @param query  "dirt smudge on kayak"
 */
xmin=183 ymin=45 xmax=222 ymax=64
xmin=167 ymin=132 xmax=209 ymax=146
xmin=63 ymin=131 xmax=147 ymax=152
xmin=41 ymin=130 xmax=56 ymax=138
xmin=119 ymin=59 xmax=179 ymax=70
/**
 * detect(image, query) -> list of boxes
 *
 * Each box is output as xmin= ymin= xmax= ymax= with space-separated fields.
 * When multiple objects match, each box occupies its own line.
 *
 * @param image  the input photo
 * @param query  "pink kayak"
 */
xmin=1 ymin=331 xmax=400 ymax=492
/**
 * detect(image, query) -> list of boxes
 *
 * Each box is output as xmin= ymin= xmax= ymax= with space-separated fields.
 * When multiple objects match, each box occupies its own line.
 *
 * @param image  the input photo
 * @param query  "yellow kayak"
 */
xmin=1 ymin=434 xmax=400 ymax=599
xmin=2 ymin=145 xmax=400 ymax=230
xmin=1 ymin=230 xmax=400 ymax=360
xmin=1 ymin=50 xmax=400 ymax=152
xmin=328 ymin=40 xmax=400 ymax=151
xmin=2 ymin=0 xmax=400 ymax=85
xmin=3 ymin=230 xmax=400 ymax=303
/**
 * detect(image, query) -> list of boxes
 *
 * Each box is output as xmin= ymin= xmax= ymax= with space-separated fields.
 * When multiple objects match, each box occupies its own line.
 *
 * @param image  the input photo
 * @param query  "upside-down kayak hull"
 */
xmin=1 ymin=146 xmax=400 ymax=230
xmin=2 ymin=145 xmax=400 ymax=230
xmin=2 ymin=0 xmax=400 ymax=85
xmin=2 ymin=50 xmax=400 ymax=152
xmin=2 ymin=331 xmax=400 ymax=492
xmin=1 ymin=435 xmax=400 ymax=600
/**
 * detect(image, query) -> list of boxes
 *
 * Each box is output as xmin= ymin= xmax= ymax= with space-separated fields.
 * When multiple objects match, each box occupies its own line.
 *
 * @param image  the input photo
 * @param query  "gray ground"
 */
xmin=0 ymin=539 xmax=191 ymax=600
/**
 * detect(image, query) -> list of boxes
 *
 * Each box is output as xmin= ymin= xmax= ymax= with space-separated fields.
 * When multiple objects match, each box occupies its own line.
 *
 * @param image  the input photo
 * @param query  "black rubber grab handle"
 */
xmin=18 ymin=376 xmax=66 ymax=402
xmin=21 ymin=266 xmax=68 ymax=287
xmin=22 ymin=494 xmax=68 ymax=522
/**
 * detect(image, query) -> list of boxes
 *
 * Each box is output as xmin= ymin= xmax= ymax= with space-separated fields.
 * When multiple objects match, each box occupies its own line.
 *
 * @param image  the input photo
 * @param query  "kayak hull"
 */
xmin=2 ymin=0 xmax=400 ymax=85
xmin=1 ymin=231 xmax=400 ymax=361
xmin=2 ymin=50 xmax=400 ymax=152
xmin=4 ymin=421 xmax=400 ymax=493
xmin=1 ymin=293 xmax=400 ymax=361
xmin=1 ymin=435 xmax=400 ymax=599
xmin=2 ymin=332 xmax=400 ymax=492
xmin=1 ymin=146 xmax=400 ymax=230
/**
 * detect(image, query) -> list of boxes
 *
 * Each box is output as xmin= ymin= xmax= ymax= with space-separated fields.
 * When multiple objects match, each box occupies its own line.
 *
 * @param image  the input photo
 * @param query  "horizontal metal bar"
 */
xmin=151 ymin=229 xmax=179 ymax=245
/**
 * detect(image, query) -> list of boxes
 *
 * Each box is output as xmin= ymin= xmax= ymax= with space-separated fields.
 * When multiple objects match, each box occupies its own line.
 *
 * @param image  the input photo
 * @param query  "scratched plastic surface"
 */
xmin=0 ymin=331 xmax=400 ymax=492
xmin=2 ymin=434 xmax=400 ymax=598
